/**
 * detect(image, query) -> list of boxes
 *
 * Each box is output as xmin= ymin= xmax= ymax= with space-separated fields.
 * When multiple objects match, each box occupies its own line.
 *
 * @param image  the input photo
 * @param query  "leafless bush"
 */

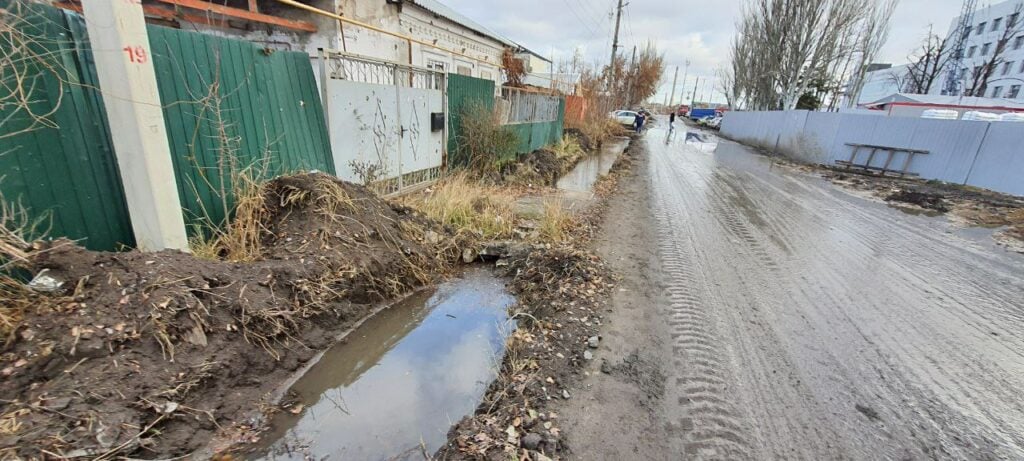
xmin=455 ymin=100 xmax=518 ymax=175
xmin=0 ymin=1 xmax=74 ymax=140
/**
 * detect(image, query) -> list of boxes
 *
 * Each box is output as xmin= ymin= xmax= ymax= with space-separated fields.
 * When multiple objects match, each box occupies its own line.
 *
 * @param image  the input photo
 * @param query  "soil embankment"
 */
xmin=0 ymin=174 xmax=463 ymax=458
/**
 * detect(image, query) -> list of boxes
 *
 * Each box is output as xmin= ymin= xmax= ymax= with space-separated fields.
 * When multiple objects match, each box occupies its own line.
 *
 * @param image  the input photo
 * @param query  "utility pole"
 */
xmin=676 ymin=60 xmax=690 ymax=107
xmin=608 ymin=0 xmax=625 ymax=88
xmin=668 ymin=66 xmax=679 ymax=107
xmin=626 ymin=45 xmax=637 ymax=105
xmin=691 ymin=76 xmax=701 ymax=105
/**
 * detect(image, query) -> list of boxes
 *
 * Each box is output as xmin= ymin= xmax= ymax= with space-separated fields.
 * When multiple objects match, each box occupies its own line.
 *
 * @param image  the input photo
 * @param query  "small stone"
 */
xmin=583 ymin=350 xmax=593 ymax=360
xmin=521 ymin=432 xmax=543 ymax=450
xmin=423 ymin=230 xmax=442 ymax=244
xmin=600 ymin=359 xmax=613 ymax=374
xmin=587 ymin=336 xmax=600 ymax=348
xmin=461 ymin=248 xmax=478 ymax=263
xmin=562 ymin=389 xmax=571 ymax=399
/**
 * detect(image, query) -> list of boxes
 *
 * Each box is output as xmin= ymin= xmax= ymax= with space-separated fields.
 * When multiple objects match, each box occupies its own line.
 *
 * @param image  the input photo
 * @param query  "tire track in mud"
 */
xmin=648 ymin=132 xmax=1024 ymax=458
xmin=650 ymin=178 xmax=754 ymax=459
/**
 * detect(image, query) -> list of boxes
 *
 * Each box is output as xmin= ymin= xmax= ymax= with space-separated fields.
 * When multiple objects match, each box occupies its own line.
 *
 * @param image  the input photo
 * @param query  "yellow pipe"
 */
xmin=274 ymin=0 xmax=502 ymax=68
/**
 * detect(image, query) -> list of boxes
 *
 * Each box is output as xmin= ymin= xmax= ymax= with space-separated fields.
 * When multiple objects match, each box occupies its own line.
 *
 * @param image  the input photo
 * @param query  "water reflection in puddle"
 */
xmin=252 ymin=268 xmax=514 ymax=460
xmin=556 ymin=137 xmax=629 ymax=193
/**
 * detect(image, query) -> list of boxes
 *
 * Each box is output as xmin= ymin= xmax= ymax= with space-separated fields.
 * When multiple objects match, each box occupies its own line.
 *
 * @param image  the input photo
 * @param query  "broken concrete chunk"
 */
xmin=587 ymin=335 xmax=600 ymax=348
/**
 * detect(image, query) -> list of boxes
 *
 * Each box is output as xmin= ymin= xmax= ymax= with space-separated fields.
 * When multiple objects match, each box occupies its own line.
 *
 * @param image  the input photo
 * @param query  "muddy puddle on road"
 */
xmin=250 ymin=268 xmax=514 ymax=460
xmin=557 ymin=137 xmax=629 ymax=193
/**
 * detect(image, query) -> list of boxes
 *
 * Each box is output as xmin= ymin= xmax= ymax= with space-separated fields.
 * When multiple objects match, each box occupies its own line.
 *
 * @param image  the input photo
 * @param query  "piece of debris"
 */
xmin=27 ymin=269 xmax=63 ymax=293
xmin=587 ymin=335 xmax=600 ymax=348
xmin=885 ymin=189 xmax=950 ymax=213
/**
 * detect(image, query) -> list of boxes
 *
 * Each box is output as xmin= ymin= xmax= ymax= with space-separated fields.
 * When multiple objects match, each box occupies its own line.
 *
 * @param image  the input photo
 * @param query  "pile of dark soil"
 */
xmin=503 ymin=148 xmax=563 ymax=187
xmin=885 ymin=189 xmax=951 ymax=213
xmin=0 ymin=173 xmax=461 ymax=459
xmin=564 ymin=128 xmax=594 ymax=153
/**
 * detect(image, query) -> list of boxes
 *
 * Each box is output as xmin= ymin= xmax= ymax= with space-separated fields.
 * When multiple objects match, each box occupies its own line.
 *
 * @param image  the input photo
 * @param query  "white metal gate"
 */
xmin=319 ymin=50 xmax=446 ymax=195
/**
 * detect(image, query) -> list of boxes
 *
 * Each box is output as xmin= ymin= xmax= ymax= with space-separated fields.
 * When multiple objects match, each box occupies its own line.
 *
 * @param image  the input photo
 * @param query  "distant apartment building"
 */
xmin=932 ymin=0 xmax=1024 ymax=99
xmin=847 ymin=63 xmax=912 ymax=106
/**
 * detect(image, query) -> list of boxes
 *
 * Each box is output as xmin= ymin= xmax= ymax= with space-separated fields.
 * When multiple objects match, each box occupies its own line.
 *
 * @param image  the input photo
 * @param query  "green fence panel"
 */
xmin=147 ymin=25 xmax=334 ymax=233
xmin=0 ymin=4 xmax=334 ymax=250
xmin=446 ymin=74 xmax=495 ymax=167
xmin=0 ymin=3 xmax=135 ymax=250
xmin=504 ymin=96 xmax=566 ymax=155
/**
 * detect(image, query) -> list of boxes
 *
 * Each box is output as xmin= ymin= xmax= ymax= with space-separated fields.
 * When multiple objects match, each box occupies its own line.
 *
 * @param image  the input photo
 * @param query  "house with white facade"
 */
xmin=143 ymin=0 xmax=548 ymax=89
xmin=932 ymin=0 xmax=1024 ymax=99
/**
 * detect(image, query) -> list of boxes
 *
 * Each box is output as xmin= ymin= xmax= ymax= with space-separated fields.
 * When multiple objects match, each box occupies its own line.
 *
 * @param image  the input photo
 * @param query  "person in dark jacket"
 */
xmin=634 ymin=111 xmax=645 ymax=133
xmin=669 ymin=111 xmax=676 ymax=131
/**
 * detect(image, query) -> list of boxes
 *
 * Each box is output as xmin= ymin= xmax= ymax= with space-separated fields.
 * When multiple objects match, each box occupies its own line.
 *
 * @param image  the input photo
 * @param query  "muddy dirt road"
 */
xmin=559 ymin=126 xmax=1024 ymax=459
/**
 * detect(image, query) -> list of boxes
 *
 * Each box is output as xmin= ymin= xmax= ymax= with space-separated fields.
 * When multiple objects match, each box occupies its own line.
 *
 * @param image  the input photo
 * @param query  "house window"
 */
xmin=977 ymin=22 xmax=987 ymax=34
xmin=426 ymin=59 xmax=447 ymax=71
xmin=993 ymin=17 xmax=1003 ymax=31
xmin=992 ymin=86 xmax=1003 ymax=98
xmin=479 ymin=70 xmax=493 ymax=80
xmin=1015 ymin=36 xmax=1024 ymax=50
xmin=961 ymin=67 xmax=969 ymax=80
xmin=1010 ymin=12 xmax=1021 ymax=28
xmin=1019 ymin=61 xmax=1024 ymax=73
xmin=982 ymin=42 xmax=992 ymax=55
xmin=456 ymin=65 xmax=472 ymax=76
xmin=1009 ymin=85 xmax=1022 ymax=98
xmin=1005 ymin=61 xmax=1015 ymax=75
xmin=968 ymin=46 xmax=977 ymax=57
xmin=964 ymin=25 xmax=973 ymax=38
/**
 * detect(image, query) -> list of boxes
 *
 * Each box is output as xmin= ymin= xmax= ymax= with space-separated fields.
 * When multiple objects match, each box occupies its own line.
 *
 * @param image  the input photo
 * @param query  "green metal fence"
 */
xmin=147 ymin=25 xmax=335 ymax=233
xmin=0 ymin=4 xmax=135 ymax=250
xmin=446 ymin=74 xmax=495 ymax=167
xmin=505 ymin=97 xmax=566 ymax=153
xmin=0 ymin=4 xmax=335 ymax=250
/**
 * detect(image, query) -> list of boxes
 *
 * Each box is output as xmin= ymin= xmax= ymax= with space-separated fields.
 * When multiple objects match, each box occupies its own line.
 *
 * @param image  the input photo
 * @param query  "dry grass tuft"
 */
xmin=399 ymin=172 xmax=517 ymax=240
xmin=0 ymin=196 xmax=51 ymax=338
xmin=537 ymin=197 xmax=573 ymax=243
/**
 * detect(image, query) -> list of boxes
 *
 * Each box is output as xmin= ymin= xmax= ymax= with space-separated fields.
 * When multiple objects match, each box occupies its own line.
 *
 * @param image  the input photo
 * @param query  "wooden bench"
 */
xmin=836 ymin=143 xmax=929 ymax=177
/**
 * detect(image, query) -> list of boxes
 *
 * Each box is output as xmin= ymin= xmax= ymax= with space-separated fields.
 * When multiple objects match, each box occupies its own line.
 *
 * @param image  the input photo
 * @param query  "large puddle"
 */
xmin=251 ymin=268 xmax=514 ymax=460
xmin=556 ymin=137 xmax=629 ymax=193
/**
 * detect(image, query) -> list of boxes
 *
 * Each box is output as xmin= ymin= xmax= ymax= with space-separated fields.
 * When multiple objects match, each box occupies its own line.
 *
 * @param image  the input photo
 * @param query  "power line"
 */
xmin=560 ymin=0 xmax=601 ymax=39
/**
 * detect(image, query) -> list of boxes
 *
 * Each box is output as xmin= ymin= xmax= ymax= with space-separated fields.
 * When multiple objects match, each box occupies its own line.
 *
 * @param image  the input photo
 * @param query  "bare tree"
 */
xmin=603 ymin=42 xmax=665 ymax=108
xmin=845 ymin=0 xmax=900 ymax=108
xmin=965 ymin=5 xmax=1024 ymax=97
xmin=903 ymin=27 xmax=950 ymax=94
xmin=728 ymin=0 xmax=898 ymax=111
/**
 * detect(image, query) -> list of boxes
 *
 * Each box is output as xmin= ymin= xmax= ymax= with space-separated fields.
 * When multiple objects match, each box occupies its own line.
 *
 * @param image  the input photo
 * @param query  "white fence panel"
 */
xmin=965 ymin=123 xmax=1024 ymax=196
xmin=321 ymin=51 xmax=445 ymax=195
xmin=719 ymin=109 xmax=1024 ymax=196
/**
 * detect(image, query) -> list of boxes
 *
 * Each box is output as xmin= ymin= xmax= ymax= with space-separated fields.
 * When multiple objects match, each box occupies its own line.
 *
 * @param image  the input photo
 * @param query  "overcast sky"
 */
xmin=443 ymin=0 xmax=965 ymax=103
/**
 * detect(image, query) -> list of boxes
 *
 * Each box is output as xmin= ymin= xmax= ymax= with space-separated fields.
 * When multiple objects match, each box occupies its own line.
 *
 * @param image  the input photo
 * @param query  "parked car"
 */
xmin=696 ymin=115 xmax=715 ymax=126
xmin=706 ymin=116 xmax=722 ymax=130
xmin=610 ymin=110 xmax=640 ymax=126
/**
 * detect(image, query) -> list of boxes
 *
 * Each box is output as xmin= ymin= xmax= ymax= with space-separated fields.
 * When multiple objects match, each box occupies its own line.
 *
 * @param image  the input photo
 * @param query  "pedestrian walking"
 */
xmin=669 ymin=111 xmax=676 ymax=131
xmin=634 ymin=111 xmax=645 ymax=133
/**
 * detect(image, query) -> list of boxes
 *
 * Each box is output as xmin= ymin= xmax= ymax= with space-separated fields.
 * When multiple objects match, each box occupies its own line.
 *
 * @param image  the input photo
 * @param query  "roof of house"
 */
xmin=408 ymin=0 xmax=512 ymax=45
xmin=407 ymin=0 xmax=548 ymax=60
xmin=863 ymin=93 xmax=1024 ymax=110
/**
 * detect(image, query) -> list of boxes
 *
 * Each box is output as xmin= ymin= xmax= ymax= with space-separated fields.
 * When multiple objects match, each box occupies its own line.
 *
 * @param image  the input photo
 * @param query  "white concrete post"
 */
xmin=82 ymin=0 xmax=189 ymax=251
